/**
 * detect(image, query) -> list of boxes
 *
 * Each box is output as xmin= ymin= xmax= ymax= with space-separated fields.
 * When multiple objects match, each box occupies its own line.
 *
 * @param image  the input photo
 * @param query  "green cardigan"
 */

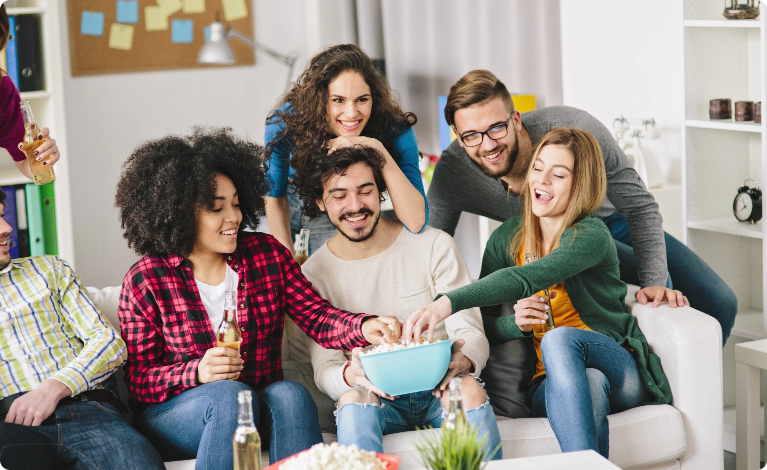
xmin=444 ymin=215 xmax=672 ymax=405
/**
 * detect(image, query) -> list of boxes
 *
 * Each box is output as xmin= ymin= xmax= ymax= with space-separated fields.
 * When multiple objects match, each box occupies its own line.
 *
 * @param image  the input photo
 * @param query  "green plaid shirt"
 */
xmin=0 ymin=256 xmax=126 ymax=399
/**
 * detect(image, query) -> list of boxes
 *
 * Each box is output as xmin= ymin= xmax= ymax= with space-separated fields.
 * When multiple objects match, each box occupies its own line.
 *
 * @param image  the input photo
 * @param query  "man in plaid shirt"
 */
xmin=115 ymin=128 xmax=399 ymax=468
xmin=0 ymin=189 xmax=164 ymax=469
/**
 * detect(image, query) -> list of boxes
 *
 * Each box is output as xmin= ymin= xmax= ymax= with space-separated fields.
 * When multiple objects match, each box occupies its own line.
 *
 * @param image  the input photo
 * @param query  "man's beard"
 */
xmin=470 ymin=127 xmax=520 ymax=179
xmin=330 ymin=208 xmax=381 ymax=243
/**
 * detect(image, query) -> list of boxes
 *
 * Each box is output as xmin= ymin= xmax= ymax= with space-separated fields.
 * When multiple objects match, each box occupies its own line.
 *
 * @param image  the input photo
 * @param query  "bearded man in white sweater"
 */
xmin=292 ymin=144 xmax=501 ymax=460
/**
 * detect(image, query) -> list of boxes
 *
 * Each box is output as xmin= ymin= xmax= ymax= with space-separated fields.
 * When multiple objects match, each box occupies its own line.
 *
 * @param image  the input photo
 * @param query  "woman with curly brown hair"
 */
xmin=265 ymin=44 xmax=427 ymax=256
xmin=114 ymin=127 xmax=400 ymax=469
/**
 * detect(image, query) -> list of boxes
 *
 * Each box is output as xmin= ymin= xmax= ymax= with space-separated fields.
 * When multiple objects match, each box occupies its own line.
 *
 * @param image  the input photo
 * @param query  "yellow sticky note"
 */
xmin=145 ymin=6 xmax=169 ymax=31
xmin=221 ymin=0 xmax=248 ymax=21
xmin=108 ymin=23 xmax=134 ymax=50
xmin=182 ymin=0 xmax=206 ymax=14
xmin=157 ymin=0 xmax=183 ymax=15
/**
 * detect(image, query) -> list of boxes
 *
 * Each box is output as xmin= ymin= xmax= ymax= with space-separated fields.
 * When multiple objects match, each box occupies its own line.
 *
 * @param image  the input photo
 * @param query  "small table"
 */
xmin=735 ymin=338 xmax=767 ymax=470
xmin=437 ymin=450 xmax=619 ymax=469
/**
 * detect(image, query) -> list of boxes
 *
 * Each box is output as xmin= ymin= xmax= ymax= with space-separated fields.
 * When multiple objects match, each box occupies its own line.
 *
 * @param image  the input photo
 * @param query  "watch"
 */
xmin=734 ymin=179 xmax=763 ymax=223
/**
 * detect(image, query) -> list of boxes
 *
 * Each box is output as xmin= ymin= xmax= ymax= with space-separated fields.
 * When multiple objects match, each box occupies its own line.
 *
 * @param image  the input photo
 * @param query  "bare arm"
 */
xmin=265 ymin=195 xmax=295 ymax=255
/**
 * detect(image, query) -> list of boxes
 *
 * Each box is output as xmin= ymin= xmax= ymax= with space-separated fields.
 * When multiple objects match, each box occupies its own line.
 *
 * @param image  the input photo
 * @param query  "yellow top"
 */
xmin=517 ymin=245 xmax=591 ymax=381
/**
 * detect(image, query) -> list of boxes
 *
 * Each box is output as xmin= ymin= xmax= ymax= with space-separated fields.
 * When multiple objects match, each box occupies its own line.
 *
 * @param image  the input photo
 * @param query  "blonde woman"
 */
xmin=403 ymin=128 xmax=686 ymax=458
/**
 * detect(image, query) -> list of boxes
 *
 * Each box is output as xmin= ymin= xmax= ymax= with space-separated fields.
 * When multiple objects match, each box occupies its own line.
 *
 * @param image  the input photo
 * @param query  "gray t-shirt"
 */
xmin=427 ymin=105 xmax=667 ymax=288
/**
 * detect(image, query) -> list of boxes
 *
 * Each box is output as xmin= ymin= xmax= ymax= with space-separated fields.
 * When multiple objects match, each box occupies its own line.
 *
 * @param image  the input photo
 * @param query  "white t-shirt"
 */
xmin=195 ymin=264 xmax=239 ymax=331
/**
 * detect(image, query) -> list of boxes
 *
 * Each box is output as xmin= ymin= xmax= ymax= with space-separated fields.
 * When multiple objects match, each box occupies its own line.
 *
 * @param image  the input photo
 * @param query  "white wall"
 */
xmin=58 ymin=0 xmax=349 ymax=287
xmin=560 ymin=1 xmax=684 ymax=238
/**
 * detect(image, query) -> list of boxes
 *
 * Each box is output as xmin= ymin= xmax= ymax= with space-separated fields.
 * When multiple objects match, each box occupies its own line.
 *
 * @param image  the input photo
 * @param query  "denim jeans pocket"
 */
xmin=90 ymin=401 xmax=124 ymax=419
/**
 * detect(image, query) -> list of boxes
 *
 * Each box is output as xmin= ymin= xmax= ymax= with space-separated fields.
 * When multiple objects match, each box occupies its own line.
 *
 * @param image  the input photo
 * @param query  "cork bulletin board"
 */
xmin=67 ymin=0 xmax=255 ymax=76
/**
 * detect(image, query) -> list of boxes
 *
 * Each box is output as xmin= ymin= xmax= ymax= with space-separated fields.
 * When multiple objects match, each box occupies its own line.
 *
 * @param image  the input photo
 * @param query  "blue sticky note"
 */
xmin=81 ymin=11 xmax=105 ymax=36
xmin=116 ymin=0 xmax=139 ymax=24
xmin=204 ymin=25 xmax=210 ymax=43
xmin=171 ymin=19 xmax=193 ymax=44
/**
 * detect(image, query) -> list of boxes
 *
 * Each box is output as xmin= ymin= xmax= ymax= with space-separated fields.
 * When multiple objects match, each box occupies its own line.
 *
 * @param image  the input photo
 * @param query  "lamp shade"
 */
xmin=197 ymin=21 xmax=235 ymax=64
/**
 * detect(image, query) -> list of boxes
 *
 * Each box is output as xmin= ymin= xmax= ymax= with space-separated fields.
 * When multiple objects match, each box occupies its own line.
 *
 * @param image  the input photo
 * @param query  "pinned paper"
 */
xmin=81 ymin=11 xmax=105 ymax=36
xmin=204 ymin=25 xmax=210 ymax=42
xmin=171 ymin=19 xmax=193 ymax=43
xmin=157 ymin=0 xmax=183 ymax=15
xmin=116 ymin=0 xmax=138 ymax=24
xmin=221 ymin=0 xmax=248 ymax=21
xmin=145 ymin=6 xmax=169 ymax=31
xmin=108 ymin=23 xmax=134 ymax=50
xmin=182 ymin=0 xmax=206 ymax=14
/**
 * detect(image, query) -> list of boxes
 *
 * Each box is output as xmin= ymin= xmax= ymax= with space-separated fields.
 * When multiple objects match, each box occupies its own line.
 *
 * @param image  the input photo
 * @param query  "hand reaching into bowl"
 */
xmin=432 ymin=339 xmax=473 ymax=398
xmin=344 ymin=347 xmax=397 ymax=400
xmin=402 ymin=296 xmax=452 ymax=345
xmin=361 ymin=315 xmax=402 ymax=345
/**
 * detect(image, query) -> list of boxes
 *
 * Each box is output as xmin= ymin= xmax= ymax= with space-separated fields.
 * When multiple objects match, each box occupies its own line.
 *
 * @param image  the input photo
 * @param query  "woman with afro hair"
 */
xmin=265 ymin=44 xmax=427 ymax=256
xmin=115 ymin=127 xmax=400 ymax=469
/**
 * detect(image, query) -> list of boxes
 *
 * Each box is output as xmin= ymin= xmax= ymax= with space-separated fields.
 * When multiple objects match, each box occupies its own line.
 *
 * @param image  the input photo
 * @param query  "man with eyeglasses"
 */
xmin=427 ymin=70 xmax=736 ymax=354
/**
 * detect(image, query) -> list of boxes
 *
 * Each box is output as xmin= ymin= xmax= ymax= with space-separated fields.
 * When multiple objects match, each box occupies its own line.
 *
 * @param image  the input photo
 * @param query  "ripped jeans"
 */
xmin=335 ymin=379 xmax=502 ymax=461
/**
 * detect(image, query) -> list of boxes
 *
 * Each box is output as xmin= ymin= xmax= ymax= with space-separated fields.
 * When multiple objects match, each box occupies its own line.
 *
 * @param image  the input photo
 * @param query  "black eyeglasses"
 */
xmin=456 ymin=116 xmax=513 ymax=147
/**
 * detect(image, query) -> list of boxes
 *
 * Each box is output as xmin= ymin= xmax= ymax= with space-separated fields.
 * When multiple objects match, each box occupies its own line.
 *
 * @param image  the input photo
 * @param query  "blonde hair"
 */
xmin=509 ymin=128 xmax=606 ymax=261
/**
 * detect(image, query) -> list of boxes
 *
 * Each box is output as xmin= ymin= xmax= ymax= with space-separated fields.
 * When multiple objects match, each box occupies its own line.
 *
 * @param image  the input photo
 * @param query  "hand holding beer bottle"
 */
xmin=217 ymin=290 xmax=243 ymax=379
xmin=19 ymin=101 xmax=55 ymax=185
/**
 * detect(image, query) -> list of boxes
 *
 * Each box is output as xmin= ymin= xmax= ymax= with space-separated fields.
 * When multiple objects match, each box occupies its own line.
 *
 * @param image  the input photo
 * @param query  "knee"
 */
xmin=200 ymin=380 xmax=253 ymax=415
xmin=263 ymin=381 xmax=316 ymax=415
xmin=540 ymin=327 xmax=576 ymax=357
xmin=338 ymin=388 xmax=380 ymax=409
xmin=441 ymin=377 xmax=487 ymax=410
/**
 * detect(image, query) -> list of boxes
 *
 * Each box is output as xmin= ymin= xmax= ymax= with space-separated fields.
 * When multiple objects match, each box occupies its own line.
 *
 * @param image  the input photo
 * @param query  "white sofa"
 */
xmin=88 ymin=284 xmax=723 ymax=470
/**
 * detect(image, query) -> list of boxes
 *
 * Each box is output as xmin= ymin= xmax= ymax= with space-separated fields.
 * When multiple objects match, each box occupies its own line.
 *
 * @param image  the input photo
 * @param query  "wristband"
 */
xmin=341 ymin=360 xmax=352 ymax=386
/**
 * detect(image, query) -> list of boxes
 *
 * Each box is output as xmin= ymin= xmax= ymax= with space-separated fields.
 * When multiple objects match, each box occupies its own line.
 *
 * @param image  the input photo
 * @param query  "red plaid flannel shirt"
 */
xmin=118 ymin=232 xmax=373 ymax=404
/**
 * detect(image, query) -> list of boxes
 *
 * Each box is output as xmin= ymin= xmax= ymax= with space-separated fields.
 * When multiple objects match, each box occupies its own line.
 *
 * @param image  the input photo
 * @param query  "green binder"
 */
xmin=24 ymin=184 xmax=44 ymax=256
xmin=39 ymin=183 xmax=57 ymax=255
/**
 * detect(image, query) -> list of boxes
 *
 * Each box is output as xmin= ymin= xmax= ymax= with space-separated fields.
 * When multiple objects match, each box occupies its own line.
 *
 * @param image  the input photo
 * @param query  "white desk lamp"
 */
xmin=198 ymin=20 xmax=298 ymax=93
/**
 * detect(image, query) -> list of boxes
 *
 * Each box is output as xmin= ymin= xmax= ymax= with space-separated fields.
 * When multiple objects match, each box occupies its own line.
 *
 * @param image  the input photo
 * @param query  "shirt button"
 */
xmin=240 ymin=304 xmax=245 ymax=309
xmin=648 ymin=381 xmax=653 ymax=386
xmin=242 ymin=352 xmax=247 ymax=358
xmin=240 ymin=282 xmax=245 ymax=288
xmin=228 ymin=256 xmax=233 ymax=260
xmin=28 ymin=357 xmax=35 ymax=364
xmin=234 ymin=264 xmax=239 ymax=269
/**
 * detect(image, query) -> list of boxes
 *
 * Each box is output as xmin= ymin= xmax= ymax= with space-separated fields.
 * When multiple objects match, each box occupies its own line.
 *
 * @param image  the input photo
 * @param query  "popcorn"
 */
xmin=279 ymin=442 xmax=387 ymax=470
xmin=359 ymin=338 xmax=441 ymax=356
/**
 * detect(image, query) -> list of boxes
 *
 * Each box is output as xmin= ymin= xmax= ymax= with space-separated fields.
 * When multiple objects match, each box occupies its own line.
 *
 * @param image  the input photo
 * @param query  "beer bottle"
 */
xmin=233 ymin=390 xmax=261 ymax=470
xmin=20 ymin=101 xmax=55 ymax=185
xmin=217 ymin=290 xmax=243 ymax=379
xmin=294 ymin=229 xmax=310 ymax=265
xmin=523 ymin=253 xmax=555 ymax=339
xmin=444 ymin=377 xmax=468 ymax=430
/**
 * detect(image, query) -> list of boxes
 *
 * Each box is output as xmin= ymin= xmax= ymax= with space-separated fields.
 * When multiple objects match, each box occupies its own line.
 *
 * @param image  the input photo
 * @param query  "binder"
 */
xmin=15 ymin=187 xmax=29 ymax=257
xmin=39 ymin=183 xmax=57 ymax=255
xmin=5 ymin=15 xmax=18 ymax=88
xmin=24 ymin=183 xmax=43 ymax=256
xmin=15 ymin=15 xmax=44 ymax=92
xmin=1 ymin=186 xmax=19 ymax=259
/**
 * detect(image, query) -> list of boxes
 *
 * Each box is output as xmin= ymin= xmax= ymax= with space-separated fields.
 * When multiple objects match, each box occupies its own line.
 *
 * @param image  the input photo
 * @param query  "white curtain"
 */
xmin=381 ymin=0 xmax=563 ymax=155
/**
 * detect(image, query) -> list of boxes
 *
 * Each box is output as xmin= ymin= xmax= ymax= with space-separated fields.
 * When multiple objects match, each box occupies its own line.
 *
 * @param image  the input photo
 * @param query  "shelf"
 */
xmin=0 ymin=168 xmax=27 ymax=187
xmin=6 ymin=7 xmax=45 ymax=15
xmin=731 ymin=309 xmax=765 ymax=340
xmin=687 ymin=217 xmax=763 ymax=238
xmin=19 ymin=90 xmax=50 ymax=100
xmin=685 ymin=119 xmax=763 ymax=133
xmin=684 ymin=19 xmax=761 ymax=28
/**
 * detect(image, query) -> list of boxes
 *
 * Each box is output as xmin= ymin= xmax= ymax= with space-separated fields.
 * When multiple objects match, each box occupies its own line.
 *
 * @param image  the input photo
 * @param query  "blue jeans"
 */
xmin=602 ymin=213 xmax=737 ymax=345
xmin=527 ymin=327 xmax=650 ymax=458
xmin=133 ymin=380 xmax=323 ymax=469
xmin=0 ymin=399 xmax=165 ymax=470
xmin=287 ymin=184 xmax=337 ymax=255
xmin=335 ymin=385 xmax=502 ymax=461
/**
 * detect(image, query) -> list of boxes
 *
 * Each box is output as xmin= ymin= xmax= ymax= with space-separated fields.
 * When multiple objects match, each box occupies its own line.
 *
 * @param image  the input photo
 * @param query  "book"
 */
xmin=6 ymin=15 xmax=19 ymax=88
xmin=15 ymin=187 xmax=29 ymax=257
xmin=15 ymin=15 xmax=44 ymax=92
xmin=24 ymin=183 xmax=44 ymax=256
xmin=39 ymin=183 xmax=57 ymax=255
xmin=1 ymin=186 xmax=19 ymax=259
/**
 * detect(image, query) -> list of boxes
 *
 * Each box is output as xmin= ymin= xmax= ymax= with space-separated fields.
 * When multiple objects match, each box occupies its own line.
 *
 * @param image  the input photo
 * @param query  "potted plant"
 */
xmin=415 ymin=422 xmax=497 ymax=470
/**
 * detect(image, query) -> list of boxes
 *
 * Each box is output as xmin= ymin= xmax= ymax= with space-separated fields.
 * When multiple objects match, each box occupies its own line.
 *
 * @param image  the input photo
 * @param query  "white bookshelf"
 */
xmin=2 ymin=0 xmax=74 ymax=265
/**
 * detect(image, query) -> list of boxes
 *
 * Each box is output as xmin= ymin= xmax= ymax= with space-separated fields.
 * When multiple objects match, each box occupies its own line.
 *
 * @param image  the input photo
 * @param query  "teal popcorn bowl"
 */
xmin=359 ymin=341 xmax=451 ymax=396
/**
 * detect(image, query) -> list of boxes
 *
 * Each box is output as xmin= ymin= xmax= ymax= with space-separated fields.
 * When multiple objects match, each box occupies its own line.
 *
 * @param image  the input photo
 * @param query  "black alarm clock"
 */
xmin=734 ymin=179 xmax=763 ymax=223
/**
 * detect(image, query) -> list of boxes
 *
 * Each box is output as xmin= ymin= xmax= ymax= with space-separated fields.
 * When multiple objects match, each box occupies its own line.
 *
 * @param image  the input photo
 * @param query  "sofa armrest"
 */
xmin=625 ymin=284 xmax=723 ymax=470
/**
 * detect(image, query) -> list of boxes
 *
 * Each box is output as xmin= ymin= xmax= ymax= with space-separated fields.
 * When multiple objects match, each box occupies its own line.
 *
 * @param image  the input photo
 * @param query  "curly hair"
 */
xmin=115 ymin=127 xmax=269 ymax=257
xmin=297 ymin=145 xmax=387 ymax=219
xmin=266 ymin=44 xmax=416 ymax=192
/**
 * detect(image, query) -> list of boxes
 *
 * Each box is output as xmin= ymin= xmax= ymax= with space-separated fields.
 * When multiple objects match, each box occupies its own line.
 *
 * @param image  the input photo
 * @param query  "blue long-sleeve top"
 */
xmin=265 ymin=103 xmax=429 ymax=231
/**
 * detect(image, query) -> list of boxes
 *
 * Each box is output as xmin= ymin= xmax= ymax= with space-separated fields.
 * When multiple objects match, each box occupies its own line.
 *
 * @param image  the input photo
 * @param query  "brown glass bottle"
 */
xmin=524 ymin=253 xmax=555 ymax=339
xmin=20 ymin=101 xmax=54 ymax=185
xmin=217 ymin=290 xmax=242 ymax=379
